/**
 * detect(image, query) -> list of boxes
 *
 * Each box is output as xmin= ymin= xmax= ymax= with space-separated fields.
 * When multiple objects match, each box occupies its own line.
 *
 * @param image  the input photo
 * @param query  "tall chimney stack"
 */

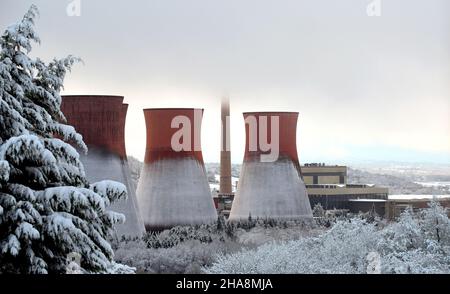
xmin=220 ymin=97 xmax=232 ymax=194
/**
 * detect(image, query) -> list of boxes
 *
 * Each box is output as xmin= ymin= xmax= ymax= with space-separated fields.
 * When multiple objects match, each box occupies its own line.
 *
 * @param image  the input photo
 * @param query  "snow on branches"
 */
xmin=206 ymin=202 xmax=450 ymax=274
xmin=0 ymin=5 xmax=131 ymax=273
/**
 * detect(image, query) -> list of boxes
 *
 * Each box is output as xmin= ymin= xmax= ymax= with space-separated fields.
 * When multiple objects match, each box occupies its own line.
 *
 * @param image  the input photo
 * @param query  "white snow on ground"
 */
xmin=207 ymin=204 xmax=450 ymax=274
xmin=415 ymin=181 xmax=450 ymax=187
xmin=235 ymin=226 xmax=322 ymax=246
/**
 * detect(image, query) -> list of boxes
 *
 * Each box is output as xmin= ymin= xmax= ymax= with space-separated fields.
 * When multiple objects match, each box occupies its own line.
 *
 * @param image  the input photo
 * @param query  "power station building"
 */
xmin=302 ymin=163 xmax=347 ymax=185
xmin=136 ymin=108 xmax=217 ymax=230
xmin=301 ymin=163 xmax=389 ymax=211
xmin=61 ymin=95 xmax=145 ymax=238
xmin=386 ymin=195 xmax=450 ymax=219
xmin=229 ymin=112 xmax=313 ymax=221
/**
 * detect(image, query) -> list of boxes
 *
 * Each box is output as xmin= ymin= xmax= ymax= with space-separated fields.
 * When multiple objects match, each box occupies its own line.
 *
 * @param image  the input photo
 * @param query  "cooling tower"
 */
xmin=61 ymin=95 xmax=145 ymax=238
xmin=136 ymin=108 xmax=217 ymax=231
xmin=229 ymin=112 xmax=313 ymax=221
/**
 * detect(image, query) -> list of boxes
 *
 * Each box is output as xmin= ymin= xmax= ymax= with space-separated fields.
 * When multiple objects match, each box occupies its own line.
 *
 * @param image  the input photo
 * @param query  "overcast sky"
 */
xmin=1 ymin=0 xmax=449 ymax=164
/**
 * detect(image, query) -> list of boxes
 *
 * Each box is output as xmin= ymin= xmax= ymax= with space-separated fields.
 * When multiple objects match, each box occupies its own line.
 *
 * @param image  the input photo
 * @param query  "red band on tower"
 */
xmin=143 ymin=108 xmax=204 ymax=164
xmin=243 ymin=111 xmax=301 ymax=174
xmin=61 ymin=95 xmax=127 ymax=158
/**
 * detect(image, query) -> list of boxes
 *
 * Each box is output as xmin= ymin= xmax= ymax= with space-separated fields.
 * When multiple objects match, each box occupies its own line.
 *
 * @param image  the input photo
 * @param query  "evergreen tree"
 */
xmin=312 ymin=203 xmax=325 ymax=218
xmin=216 ymin=215 xmax=225 ymax=232
xmin=421 ymin=199 xmax=450 ymax=244
xmin=0 ymin=5 xmax=132 ymax=273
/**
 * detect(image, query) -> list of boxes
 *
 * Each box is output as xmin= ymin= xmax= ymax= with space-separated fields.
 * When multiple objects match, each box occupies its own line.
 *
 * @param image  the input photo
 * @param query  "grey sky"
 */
xmin=1 ymin=0 xmax=449 ymax=164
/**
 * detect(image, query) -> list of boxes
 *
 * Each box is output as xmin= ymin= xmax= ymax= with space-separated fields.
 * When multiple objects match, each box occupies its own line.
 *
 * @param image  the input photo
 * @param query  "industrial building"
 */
xmin=386 ymin=195 xmax=450 ymax=219
xmin=302 ymin=163 xmax=347 ymax=185
xmin=136 ymin=108 xmax=217 ymax=230
xmin=229 ymin=112 xmax=313 ymax=221
xmin=347 ymin=199 xmax=387 ymax=216
xmin=214 ymin=191 xmax=234 ymax=218
xmin=346 ymin=195 xmax=450 ymax=220
xmin=301 ymin=163 xmax=389 ymax=211
xmin=216 ymin=163 xmax=389 ymax=218
xmin=61 ymin=95 xmax=145 ymax=238
xmin=300 ymin=164 xmax=450 ymax=219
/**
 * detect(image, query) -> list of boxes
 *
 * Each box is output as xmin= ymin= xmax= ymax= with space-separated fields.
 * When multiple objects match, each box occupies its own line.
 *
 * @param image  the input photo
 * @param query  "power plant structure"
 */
xmin=58 ymin=94 xmax=437 ymax=224
xmin=136 ymin=108 xmax=217 ymax=230
xmin=301 ymin=163 xmax=389 ymax=213
xmin=61 ymin=95 xmax=145 ymax=238
xmin=219 ymin=97 xmax=232 ymax=195
xmin=229 ymin=112 xmax=313 ymax=221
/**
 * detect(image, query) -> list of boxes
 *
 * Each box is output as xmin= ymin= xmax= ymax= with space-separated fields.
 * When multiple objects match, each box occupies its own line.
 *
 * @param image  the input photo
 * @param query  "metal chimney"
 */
xmin=229 ymin=112 xmax=312 ymax=221
xmin=136 ymin=108 xmax=217 ymax=230
xmin=61 ymin=95 xmax=145 ymax=237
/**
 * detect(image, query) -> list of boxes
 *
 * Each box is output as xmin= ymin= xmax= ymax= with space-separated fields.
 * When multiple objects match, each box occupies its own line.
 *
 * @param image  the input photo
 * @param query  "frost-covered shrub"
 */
xmin=206 ymin=218 xmax=378 ymax=274
xmin=420 ymin=200 xmax=450 ymax=245
xmin=381 ymin=247 xmax=450 ymax=274
xmin=115 ymin=237 xmax=247 ymax=274
xmin=206 ymin=203 xmax=450 ymax=274
xmin=139 ymin=219 xmax=315 ymax=250
xmin=312 ymin=203 xmax=325 ymax=218
xmin=114 ymin=219 xmax=316 ymax=273
xmin=115 ymin=202 xmax=450 ymax=274
xmin=377 ymin=202 xmax=450 ymax=273
xmin=143 ymin=224 xmax=220 ymax=249
xmin=0 ymin=6 xmax=131 ymax=273
xmin=377 ymin=208 xmax=424 ymax=254
xmin=232 ymin=217 xmax=314 ymax=231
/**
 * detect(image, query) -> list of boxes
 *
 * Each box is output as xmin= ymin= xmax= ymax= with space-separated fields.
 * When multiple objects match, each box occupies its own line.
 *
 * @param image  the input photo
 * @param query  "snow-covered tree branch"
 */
xmin=206 ymin=201 xmax=450 ymax=274
xmin=0 ymin=5 xmax=133 ymax=274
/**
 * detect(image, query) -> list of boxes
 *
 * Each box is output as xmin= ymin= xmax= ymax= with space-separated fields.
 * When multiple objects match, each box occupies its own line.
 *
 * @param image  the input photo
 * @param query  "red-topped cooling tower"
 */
xmin=229 ymin=112 xmax=312 ymax=221
xmin=136 ymin=108 xmax=217 ymax=231
xmin=61 ymin=95 xmax=145 ymax=237
xmin=61 ymin=95 xmax=127 ymax=158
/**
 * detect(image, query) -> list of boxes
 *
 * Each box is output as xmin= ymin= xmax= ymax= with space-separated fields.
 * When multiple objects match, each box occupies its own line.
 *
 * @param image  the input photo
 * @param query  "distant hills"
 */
xmin=127 ymin=157 xmax=450 ymax=195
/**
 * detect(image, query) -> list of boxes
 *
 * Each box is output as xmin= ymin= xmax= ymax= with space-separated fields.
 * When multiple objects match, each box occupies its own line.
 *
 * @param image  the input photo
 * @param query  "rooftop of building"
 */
xmin=302 ymin=163 xmax=346 ymax=167
xmin=348 ymin=199 xmax=387 ymax=202
xmin=306 ymin=184 xmax=377 ymax=188
xmin=388 ymin=195 xmax=450 ymax=200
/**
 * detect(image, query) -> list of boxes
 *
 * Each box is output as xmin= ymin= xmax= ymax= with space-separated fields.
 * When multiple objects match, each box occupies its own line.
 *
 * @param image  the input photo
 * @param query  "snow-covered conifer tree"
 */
xmin=420 ymin=199 xmax=450 ymax=245
xmin=312 ymin=203 xmax=325 ymax=218
xmin=0 ymin=5 xmax=133 ymax=273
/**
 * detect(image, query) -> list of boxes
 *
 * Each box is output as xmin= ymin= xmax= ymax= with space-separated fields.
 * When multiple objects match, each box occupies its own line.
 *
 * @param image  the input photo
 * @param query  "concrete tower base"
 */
xmin=137 ymin=108 xmax=217 ymax=231
xmin=229 ymin=158 xmax=312 ymax=221
xmin=229 ymin=111 xmax=313 ymax=222
xmin=137 ymin=157 xmax=217 ymax=231
xmin=81 ymin=148 xmax=145 ymax=238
